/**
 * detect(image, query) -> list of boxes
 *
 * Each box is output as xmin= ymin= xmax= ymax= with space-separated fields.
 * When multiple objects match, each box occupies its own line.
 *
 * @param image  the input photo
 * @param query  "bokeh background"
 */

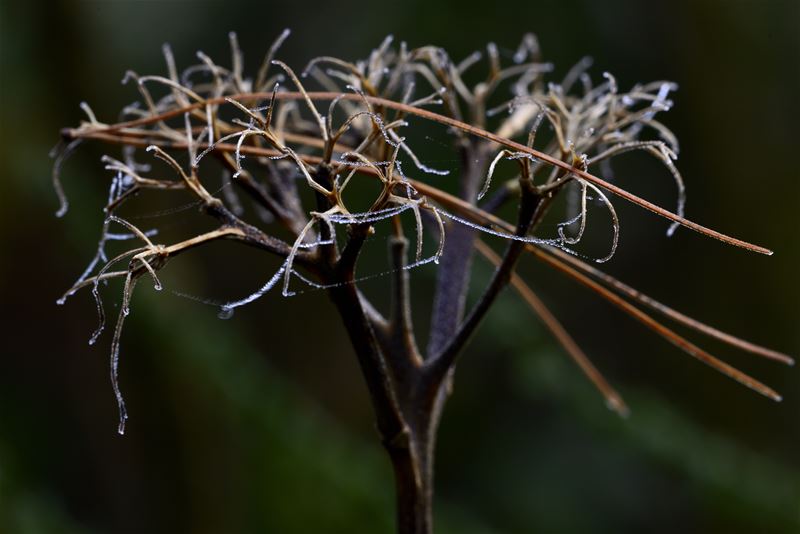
xmin=1 ymin=0 xmax=798 ymax=532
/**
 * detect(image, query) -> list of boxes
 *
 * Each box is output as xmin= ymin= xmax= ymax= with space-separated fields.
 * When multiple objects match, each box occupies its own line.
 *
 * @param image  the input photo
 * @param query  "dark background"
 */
xmin=1 ymin=0 xmax=798 ymax=532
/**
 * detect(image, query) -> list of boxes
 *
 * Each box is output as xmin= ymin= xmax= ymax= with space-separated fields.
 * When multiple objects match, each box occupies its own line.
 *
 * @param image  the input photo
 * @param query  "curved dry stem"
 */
xmin=588 ymin=140 xmax=685 ymax=236
xmin=582 ymin=181 xmax=619 ymax=263
xmin=137 ymin=75 xmax=205 ymax=103
xmin=51 ymin=138 xmax=83 ymax=217
xmin=270 ymin=60 xmax=328 ymax=142
xmin=88 ymin=246 xmax=149 ymax=345
xmin=255 ymin=28 xmax=291 ymax=91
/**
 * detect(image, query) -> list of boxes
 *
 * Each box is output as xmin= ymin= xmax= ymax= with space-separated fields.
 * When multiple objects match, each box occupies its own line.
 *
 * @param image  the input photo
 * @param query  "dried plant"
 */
xmin=54 ymin=31 xmax=792 ymax=533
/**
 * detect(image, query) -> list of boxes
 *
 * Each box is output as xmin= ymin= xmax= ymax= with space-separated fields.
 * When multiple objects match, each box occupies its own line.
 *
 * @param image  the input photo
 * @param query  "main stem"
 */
xmin=385 ymin=400 xmax=439 ymax=534
xmin=332 ymin=299 xmax=441 ymax=534
xmin=322 ymin=234 xmax=435 ymax=533
xmin=333 ymin=141 xmax=498 ymax=533
xmin=318 ymin=118 xmax=541 ymax=534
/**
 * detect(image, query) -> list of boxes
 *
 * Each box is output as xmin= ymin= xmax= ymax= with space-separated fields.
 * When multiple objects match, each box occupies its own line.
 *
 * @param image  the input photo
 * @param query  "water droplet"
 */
xmin=218 ymin=307 xmax=234 ymax=320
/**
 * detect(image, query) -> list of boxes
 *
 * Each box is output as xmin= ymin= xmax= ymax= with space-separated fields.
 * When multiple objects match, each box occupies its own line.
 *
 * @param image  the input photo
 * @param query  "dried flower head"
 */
xmin=54 ymin=30 xmax=791 ymax=533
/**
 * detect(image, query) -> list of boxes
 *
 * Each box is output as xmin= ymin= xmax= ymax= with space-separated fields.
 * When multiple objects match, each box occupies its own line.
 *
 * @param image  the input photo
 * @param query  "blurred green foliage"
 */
xmin=1 ymin=0 xmax=798 ymax=532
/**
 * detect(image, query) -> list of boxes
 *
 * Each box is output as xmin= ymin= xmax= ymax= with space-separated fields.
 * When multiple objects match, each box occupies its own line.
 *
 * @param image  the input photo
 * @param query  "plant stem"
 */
xmin=385 ymin=412 xmax=435 ymax=534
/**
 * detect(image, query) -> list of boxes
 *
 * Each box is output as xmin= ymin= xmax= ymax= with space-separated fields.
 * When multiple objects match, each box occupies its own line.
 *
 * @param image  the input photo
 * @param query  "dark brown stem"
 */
xmin=326 ymin=220 xmax=436 ymax=533
xmin=327 ymin=284 xmax=436 ymax=534
xmin=326 ymin=278 xmax=406 ymax=452
xmin=385 ymin=412 xmax=435 ymax=534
